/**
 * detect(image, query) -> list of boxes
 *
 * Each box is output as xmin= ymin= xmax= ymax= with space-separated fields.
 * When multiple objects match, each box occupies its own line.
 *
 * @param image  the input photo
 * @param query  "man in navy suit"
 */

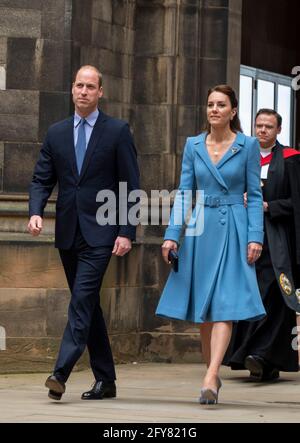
xmin=28 ymin=65 xmax=139 ymax=400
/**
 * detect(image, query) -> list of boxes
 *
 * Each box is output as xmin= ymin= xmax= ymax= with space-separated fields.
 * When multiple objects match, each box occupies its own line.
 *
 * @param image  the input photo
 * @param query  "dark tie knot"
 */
xmin=80 ymin=118 xmax=86 ymax=126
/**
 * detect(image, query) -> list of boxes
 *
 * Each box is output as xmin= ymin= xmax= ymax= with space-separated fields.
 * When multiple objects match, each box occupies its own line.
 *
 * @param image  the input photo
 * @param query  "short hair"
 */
xmin=255 ymin=109 xmax=282 ymax=128
xmin=73 ymin=65 xmax=103 ymax=88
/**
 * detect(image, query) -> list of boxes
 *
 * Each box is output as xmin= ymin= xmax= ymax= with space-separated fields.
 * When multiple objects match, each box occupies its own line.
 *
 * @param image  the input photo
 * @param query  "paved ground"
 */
xmin=0 ymin=363 xmax=299 ymax=423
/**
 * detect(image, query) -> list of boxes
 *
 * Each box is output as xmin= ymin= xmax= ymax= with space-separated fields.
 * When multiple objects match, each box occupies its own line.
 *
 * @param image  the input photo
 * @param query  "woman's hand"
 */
xmin=247 ymin=242 xmax=262 ymax=264
xmin=162 ymin=240 xmax=178 ymax=264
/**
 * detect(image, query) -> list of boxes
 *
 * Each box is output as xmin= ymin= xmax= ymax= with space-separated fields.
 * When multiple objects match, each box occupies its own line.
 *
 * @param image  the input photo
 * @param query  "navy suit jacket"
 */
xmin=29 ymin=110 xmax=140 ymax=249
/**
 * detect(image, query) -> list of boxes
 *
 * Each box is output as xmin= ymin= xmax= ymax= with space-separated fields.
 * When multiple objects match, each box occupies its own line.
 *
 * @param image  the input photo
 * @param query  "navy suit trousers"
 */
xmin=54 ymin=226 xmax=116 ymax=383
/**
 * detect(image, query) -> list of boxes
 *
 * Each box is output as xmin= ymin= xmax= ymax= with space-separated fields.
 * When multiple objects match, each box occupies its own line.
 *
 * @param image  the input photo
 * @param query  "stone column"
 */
xmin=71 ymin=0 xmax=136 ymax=121
xmin=199 ymin=0 xmax=242 ymax=110
xmin=133 ymin=0 xmax=242 ymax=192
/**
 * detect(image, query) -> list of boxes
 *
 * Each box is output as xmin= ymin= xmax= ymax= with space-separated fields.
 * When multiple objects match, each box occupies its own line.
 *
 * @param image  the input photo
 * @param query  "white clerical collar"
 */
xmin=260 ymin=144 xmax=275 ymax=157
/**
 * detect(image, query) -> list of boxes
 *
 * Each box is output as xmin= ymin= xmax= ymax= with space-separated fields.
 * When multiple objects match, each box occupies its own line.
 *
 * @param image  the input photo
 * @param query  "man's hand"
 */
xmin=263 ymin=201 xmax=269 ymax=212
xmin=112 ymin=236 xmax=132 ymax=256
xmin=28 ymin=215 xmax=43 ymax=236
xmin=247 ymin=242 xmax=263 ymax=264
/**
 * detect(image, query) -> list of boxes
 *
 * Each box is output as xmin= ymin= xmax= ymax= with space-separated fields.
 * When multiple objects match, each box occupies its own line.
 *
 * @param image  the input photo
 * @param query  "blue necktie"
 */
xmin=75 ymin=118 xmax=86 ymax=174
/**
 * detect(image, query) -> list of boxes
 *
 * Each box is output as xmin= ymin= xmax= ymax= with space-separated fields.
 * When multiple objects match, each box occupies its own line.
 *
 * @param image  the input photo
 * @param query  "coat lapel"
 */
xmin=264 ymin=141 xmax=284 ymax=201
xmin=78 ymin=111 xmax=108 ymax=182
xmin=194 ymin=133 xmax=228 ymax=190
xmin=216 ymin=132 xmax=245 ymax=169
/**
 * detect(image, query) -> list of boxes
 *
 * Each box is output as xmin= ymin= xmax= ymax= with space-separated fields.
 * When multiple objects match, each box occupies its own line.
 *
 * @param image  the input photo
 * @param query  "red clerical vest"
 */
xmin=261 ymin=148 xmax=300 ymax=166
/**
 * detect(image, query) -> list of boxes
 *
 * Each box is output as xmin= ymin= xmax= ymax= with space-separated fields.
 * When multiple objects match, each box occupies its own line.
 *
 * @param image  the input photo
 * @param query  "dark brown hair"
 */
xmin=204 ymin=84 xmax=243 ymax=133
xmin=255 ymin=108 xmax=282 ymax=128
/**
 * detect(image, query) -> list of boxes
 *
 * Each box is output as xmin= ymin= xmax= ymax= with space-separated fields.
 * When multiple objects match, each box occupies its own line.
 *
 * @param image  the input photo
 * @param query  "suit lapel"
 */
xmin=78 ymin=111 xmax=108 ymax=182
xmin=216 ymin=132 xmax=245 ymax=169
xmin=64 ymin=116 xmax=79 ymax=179
xmin=194 ymin=133 xmax=228 ymax=190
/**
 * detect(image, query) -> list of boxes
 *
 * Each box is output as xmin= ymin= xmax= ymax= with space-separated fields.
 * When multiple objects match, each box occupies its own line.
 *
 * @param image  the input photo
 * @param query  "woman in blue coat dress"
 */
xmin=156 ymin=85 xmax=266 ymax=404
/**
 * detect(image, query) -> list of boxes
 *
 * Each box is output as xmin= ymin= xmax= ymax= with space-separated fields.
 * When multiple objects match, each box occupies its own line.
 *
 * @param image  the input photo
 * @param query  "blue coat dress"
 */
xmin=156 ymin=132 xmax=266 ymax=323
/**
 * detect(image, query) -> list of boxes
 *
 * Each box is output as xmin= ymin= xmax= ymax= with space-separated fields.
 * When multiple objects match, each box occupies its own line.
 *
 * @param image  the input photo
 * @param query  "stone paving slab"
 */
xmin=0 ymin=363 xmax=299 ymax=423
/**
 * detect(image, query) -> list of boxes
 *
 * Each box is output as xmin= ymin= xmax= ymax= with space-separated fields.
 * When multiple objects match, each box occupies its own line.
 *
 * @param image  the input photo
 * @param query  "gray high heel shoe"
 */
xmin=199 ymin=377 xmax=222 ymax=405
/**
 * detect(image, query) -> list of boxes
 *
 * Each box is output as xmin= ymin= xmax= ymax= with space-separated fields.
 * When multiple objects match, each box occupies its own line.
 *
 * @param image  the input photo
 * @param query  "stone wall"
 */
xmin=0 ymin=0 xmax=242 ymax=372
xmin=0 ymin=0 xmax=72 ymax=372
xmin=0 ymin=0 xmax=72 ymax=193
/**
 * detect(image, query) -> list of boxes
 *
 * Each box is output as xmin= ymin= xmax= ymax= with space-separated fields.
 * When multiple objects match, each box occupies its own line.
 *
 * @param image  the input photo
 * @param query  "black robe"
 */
xmin=224 ymin=142 xmax=300 ymax=372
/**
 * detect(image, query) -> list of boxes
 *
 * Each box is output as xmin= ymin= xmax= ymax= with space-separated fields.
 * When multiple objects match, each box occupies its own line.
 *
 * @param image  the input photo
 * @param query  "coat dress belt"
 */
xmin=203 ymin=194 xmax=244 ymax=208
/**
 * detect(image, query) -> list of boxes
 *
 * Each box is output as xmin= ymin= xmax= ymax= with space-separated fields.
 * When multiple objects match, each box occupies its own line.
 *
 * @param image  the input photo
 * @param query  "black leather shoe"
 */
xmin=45 ymin=375 xmax=66 ymax=400
xmin=244 ymin=355 xmax=265 ymax=378
xmin=261 ymin=368 xmax=280 ymax=381
xmin=81 ymin=381 xmax=116 ymax=400
xmin=244 ymin=355 xmax=280 ymax=381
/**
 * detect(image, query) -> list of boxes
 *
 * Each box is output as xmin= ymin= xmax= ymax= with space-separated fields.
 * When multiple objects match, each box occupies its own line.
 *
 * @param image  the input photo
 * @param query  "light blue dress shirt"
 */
xmin=73 ymin=109 xmax=99 ymax=148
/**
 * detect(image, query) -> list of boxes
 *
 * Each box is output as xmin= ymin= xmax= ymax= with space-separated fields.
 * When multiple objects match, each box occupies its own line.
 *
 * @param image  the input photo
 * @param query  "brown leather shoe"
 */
xmin=81 ymin=381 xmax=116 ymax=400
xmin=45 ymin=375 xmax=66 ymax=400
